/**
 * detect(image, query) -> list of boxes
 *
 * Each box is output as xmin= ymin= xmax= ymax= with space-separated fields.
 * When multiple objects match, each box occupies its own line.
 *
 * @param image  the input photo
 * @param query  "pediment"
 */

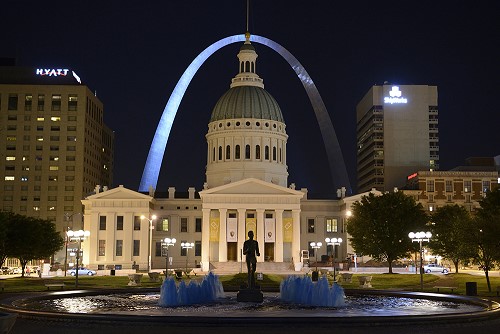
xmin=85 ymin=185 xmax=152 ymax=201
xmin=199 ymin=178 xmax=304 ymax=197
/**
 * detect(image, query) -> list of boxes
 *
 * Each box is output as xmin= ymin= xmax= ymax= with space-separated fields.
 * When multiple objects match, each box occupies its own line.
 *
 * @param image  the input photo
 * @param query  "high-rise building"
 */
xmin=0 ymin=66 xmax=114 ymax=263
xmin=356 ymin=84 xmax=439 ymax=193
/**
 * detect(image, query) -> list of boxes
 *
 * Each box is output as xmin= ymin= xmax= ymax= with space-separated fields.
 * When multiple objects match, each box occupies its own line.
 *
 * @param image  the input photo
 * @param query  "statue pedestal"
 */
xmin=237 ymin=288 xmax=263 ymax=302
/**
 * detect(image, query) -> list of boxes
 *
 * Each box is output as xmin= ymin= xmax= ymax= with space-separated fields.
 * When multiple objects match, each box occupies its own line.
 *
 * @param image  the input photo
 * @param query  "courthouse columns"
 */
xmin=292 ymin=209 xmax=301 ymax=268
xmin=201 ymin=208 xmax=211 ymax=272
xmin=218 ymin=208 xmax=228 ymax=262
xmin=256 ymin=209 xmax=265 ymax=262
xmin=237 ymin=208 xmax=246 ymax=260
xmin=275 ymin=209 xmax=284 ymax=262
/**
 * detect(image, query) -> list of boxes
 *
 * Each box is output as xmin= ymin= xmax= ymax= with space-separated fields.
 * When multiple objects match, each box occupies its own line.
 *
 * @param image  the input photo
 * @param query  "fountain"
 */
xmin=158 ymin=272 xmax=225 ymax=306
xmin=280 ymin=275 xmax=345 ymax=307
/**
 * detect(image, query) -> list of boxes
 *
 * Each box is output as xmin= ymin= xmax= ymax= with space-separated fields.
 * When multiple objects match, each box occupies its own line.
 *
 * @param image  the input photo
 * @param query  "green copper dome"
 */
xmin=210 ymin=86 xmax=284 ymax=122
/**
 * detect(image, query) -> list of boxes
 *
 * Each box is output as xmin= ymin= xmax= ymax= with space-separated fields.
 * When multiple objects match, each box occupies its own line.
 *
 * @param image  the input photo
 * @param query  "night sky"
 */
xmin=3 ymin=1 xmax=499 ymax=197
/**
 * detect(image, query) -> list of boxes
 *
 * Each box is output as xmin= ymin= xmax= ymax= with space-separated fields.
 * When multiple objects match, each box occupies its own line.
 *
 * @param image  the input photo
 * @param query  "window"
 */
xmin=326 ymin=218 xmax=338 ymax=232
xmin=255 ymin=145 xmax=261 ymax=159
xmin=99 ymin=216 xmax=106 ymax=230
xmin=195 ymin=241 xmax=201 ymax=256
xmin=51 ymin=94 xmax=61 ymax=111
xmin=218 ymin=146 xmax=222 ymax=160
xmin=180 ymin=218 xmax=188 ymax=232
xmin=482 ymin=181 xmax=490 ymax=193
xmin=235 ymin=145 xmax=240 ymax=159
xmin=155 ymin=242 xmax=163 ymax=256
xmin=195 ymin=218 xmax=202 ymax=232
xmin=68 ymin=95 xmax=78 ymax=111
xmin=245 ymin=144 xmax=250 ymax=159
xmin=157 ymin=218 xmax=169 ymax=231
xmin=98 ymin=240 xmax=106 ymax=256
xmin=426 ymin=180 xmax=434 ymax=192
xmin=132 ymin=216 xmax=142 ymax=230
xmin=133 ymin=240 xmax=140 ymax=256
xmin=8 ymin=94 xmax=18 ymax=110
xmin=212 ymin=147 xmax=215 ymax=161
xmin=115 ymin=240 xmax=123 ymax=256
xmin=38 ymin=94 xmax=45 ymax=111
xmin=273 ymin=147 xmax=277 ymax=161
xmin=464 ymin=180 xmax=471 ymax=193
xmin=117 ymin=216 xmax=124 ymax=230
xmin=225 ymin=145 xmax=230 ymax=159
xmin=307 ymin=218 xmax=315 ymax=233
xmin=445 ymin=180 xmax=452 ymax=192
xmin=265 ymin=146 xmax=270 ymax=160
xmin=25 ymin=94 xmax=32 ymax=111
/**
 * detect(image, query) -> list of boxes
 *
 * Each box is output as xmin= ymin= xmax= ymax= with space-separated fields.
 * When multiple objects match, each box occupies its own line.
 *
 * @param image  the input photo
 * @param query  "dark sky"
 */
xmin=3 ymin=1 xmax=499 ymax=197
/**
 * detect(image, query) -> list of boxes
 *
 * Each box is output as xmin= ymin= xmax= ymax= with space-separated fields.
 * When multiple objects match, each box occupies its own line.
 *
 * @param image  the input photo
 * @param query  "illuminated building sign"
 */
xmin=35 ymin=68 xmax=81 ymax=84
xmin=384 ymin=86 xmax=407 ymax=104
xmin=36 ymin=68 xmax=69 ymax=76
xmin=407 ymin=172 xmax=418 ymax=180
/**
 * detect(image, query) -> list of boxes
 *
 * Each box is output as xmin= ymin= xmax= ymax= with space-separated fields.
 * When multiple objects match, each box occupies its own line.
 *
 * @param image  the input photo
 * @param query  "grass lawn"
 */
xmin=1 ymin=272 xmax=499 ymax=298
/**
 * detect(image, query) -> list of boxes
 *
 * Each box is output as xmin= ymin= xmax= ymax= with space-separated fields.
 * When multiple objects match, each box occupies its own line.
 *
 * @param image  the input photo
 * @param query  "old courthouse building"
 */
xmin=81 ymin=35 xmax=358 ymax=273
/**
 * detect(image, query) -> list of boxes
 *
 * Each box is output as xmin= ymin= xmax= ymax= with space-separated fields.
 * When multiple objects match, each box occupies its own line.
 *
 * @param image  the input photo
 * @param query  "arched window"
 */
xmin=245 ymin=144 xmax=250 ymax=159
xmin=240 ymin=62 xmax=244 ymax=73
xmin=235 ymin=145 xmax=240 ymax=159
xmin=245 ymin=61 xmax=250 ymax=72
xmin=265 ymin=146 xmax=270 ymax=160
xmin=255 ymin=145 xmax=261 ymax=159
xmin=273 ymin=147 xmax=277 ymax=161
xmin=226 ymin=145 xmax=231 ymax=159
xmin=213 ymin=147 xmax=215 ymax=161
xmin=279 ymin=148 xmax=282 ymax=162
xmin=218 ymin=146 xmax=222 ymax=161
xmin=251 ymin=62 xmax=255 ymax=73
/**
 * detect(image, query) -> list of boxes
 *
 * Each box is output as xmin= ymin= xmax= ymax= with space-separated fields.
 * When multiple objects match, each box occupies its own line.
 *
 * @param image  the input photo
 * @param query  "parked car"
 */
xmin=0 ymin=267 xmax=12 ymax=275
xmin=423 ymin=264 xmax=449 ymax=274
xmin=11 ymin=267 xmax=22 ymax=274
xmin=67 ymin=267 xmax=97 ymax=276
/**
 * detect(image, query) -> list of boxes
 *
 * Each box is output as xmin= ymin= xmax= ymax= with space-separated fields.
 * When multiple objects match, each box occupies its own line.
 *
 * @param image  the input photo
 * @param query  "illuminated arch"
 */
xmin=139 ymin=34 xmax=351 ymax=194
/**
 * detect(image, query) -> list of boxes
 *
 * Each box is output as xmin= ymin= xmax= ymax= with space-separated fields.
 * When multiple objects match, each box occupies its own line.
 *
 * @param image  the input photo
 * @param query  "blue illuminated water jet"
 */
xmin=280 ymin=275 xmax=345 ymax=307
xmin=158 ymin=272 xmax=225 ymax=307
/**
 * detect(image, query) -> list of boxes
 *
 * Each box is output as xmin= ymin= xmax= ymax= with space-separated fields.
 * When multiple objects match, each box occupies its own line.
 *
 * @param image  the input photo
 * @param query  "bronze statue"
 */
xmin=243 ymin=230 xmax=260 ymax=288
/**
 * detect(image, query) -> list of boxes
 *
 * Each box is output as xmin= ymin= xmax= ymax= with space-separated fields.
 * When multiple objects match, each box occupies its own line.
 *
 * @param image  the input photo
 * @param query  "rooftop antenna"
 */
xmin=246 ymin=0 xmax=250 ymax=33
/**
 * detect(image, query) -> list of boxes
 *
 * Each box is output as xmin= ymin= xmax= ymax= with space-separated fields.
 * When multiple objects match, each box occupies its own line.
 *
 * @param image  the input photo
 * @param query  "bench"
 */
xmin=44 ymin=282 xmax=65 ymax=290
xmin=434 ymin=286 xmax=457 ymax=293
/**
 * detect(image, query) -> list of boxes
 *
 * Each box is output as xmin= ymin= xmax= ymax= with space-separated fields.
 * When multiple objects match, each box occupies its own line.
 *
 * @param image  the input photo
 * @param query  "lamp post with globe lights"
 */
xmin=325 ymin=237 xmax=342 ymax=282
xmin=161 ymin=237 xmax=176 ymax=277
xmin=408 ymin=231 xmax=432 ymax=291
xmin=181 ymin=242 xmax=194 ymax=274
xmin=66 ymin=229 xmax=90 ymax=288
xmin=140 ymin=214 xmax=157 ymax=272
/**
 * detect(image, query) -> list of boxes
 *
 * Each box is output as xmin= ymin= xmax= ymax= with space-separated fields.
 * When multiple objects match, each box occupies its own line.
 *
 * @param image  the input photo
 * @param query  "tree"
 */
xmin=7 ymin=214 xmax=64 ymax=277
xmin=428 ymin=205 xmax=474 ymax=273
xmin=0 ymin=211 xmax=14 ymax=267
xmin=466 ymin=188 xmax=500 ymax=292
xmin=346 ymin=192 xmax=428 ymax=273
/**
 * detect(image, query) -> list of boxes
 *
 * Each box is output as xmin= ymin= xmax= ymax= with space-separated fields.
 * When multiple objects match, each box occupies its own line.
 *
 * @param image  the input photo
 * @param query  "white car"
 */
xmin=67 ymin=267 xmax=97 ymax=276
xmin=423 ymin=264 xmax=449 ymax=274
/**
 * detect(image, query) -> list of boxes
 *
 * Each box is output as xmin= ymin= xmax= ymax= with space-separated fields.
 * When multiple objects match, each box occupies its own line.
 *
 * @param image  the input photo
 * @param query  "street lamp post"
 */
xmin=162 ymin=237 xmax=176 ymax=277
xmin=140 ymin=215 xmax=157 ymax=272
xmin=181 ymin=242 xmax=194 ymax=274
xmin=309 ymin=242 xmax=322 ymax=271
xmin=63 ymin=212 xmax=81 ymax=276
xmin=325 ymin=237 xmax=343 ymax=282
xmin=408 ymin=231 xmax=432 ymax=291
xmin=66 ymin=229 xmax=90 ymax=288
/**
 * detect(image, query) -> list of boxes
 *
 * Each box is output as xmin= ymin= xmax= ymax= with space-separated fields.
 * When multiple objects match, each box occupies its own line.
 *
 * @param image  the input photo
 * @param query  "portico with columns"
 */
xmin=199 ymin=178 xmax=304 ymax=272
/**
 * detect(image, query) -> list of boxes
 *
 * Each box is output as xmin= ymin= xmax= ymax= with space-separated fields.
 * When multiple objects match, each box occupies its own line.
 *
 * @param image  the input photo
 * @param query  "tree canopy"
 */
xmin=346 ymin=192 xmax=429 ymax=273
xmin=428 ymin=204 xmax=474 ymax=273
xmin=2 ymin=212 xmax=64 ymax=276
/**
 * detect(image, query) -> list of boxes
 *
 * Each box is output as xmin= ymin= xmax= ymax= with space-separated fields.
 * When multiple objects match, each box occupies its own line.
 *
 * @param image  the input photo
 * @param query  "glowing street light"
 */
xmin=162 ymin=237 xmax=176 ymax=277
xmin=309 ymin=241 xmax=322 ymax=271
xmin=325 ymin=237 xmax=343 ymax=282
xmin=181 ymin=242 xmax=194 ymax=274
xmin=408 ymin=231 xmax=432 ymax=291
xmin=66 ymin=229 xmax=90 ymax=288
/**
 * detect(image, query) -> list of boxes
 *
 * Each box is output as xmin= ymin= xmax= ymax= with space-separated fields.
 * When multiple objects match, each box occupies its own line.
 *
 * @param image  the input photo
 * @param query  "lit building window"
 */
xmin=326 ymin=218 xmax=338 ymax=232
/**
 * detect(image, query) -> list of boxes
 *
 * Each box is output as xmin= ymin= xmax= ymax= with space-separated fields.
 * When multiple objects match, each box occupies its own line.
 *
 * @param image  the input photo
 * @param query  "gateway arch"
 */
xmin=139 ymin=34 xmax=351 ymax=194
